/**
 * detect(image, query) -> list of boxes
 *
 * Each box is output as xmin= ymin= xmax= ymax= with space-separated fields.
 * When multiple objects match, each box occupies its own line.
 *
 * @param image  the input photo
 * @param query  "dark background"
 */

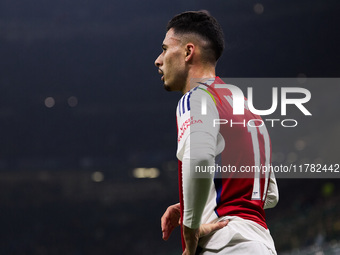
xmin=0 ymin=0 xmax=340 ymax=254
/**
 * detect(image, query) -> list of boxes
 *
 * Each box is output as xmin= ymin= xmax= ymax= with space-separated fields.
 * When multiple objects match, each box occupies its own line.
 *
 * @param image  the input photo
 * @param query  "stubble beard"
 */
xmin=163 ymin=78 xmax=186 ymax=93
xmin=163 ymin=84 xmax=172 ymax=91
xmin=163 ymin=78 xmax=174 ymax=92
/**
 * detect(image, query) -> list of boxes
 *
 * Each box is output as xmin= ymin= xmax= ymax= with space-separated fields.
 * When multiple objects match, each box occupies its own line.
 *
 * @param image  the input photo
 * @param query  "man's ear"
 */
xmin=185 ymin=43 xmax=195 ymax=62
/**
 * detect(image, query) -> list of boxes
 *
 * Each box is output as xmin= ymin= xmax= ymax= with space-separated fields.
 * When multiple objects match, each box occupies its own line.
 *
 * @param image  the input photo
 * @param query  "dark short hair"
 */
xmin=167 ymin=11 xmax=225 ymax=62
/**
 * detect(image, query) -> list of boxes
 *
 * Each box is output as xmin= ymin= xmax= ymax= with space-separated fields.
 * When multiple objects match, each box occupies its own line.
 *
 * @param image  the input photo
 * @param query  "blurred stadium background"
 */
xmin=0 ymin=0 xmax=340 ymax=254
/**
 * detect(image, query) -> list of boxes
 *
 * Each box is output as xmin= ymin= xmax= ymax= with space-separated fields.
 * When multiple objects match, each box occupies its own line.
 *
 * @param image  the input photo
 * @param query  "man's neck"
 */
xmin=182 ymin=66 xmax=216 ymax=94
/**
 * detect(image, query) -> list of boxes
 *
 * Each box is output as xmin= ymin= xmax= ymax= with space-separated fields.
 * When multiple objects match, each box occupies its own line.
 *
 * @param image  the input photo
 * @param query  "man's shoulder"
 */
xmin=177 ymin=86 xmax=202 ymax=116
xmin=177 ymin=84 xmax=219 ymax=116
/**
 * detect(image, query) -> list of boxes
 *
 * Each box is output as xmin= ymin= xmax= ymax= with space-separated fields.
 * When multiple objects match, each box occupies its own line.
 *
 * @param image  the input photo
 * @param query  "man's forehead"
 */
xmin=163 ymin=29 xmax=181 ymax=45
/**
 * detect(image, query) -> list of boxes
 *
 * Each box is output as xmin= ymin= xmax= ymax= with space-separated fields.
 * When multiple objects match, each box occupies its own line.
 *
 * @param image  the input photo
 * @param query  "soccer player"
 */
xmin=155 ymin=11 xmax=279 ymax=255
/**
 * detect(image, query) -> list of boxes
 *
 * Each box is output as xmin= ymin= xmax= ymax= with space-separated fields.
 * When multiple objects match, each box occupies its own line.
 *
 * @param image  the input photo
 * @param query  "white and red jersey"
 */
xmin=176 ymin=77 xmax=278 ymax=253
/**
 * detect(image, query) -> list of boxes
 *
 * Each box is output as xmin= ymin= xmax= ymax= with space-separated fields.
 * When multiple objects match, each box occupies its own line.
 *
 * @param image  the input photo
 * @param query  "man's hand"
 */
xmin=161 ymin=203 xmax=181 ymax=240
xmin=161 ymin=203 xmax=229 ymax=254
xmin=182 ymin=220 xmax=229 ymax=255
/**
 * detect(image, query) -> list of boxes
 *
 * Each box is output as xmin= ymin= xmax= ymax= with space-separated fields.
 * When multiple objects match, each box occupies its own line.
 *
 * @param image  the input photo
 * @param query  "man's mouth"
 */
xmin=158 ymin=69 xmax=164 ymax=81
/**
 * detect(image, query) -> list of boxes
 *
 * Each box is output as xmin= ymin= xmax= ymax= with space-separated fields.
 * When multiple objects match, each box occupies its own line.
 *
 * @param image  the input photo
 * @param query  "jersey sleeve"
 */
xmin=176 ymin=87 xmax=220 ymax=161
xmin=176 ymin=87 xmax=220 ymax=229
xmin=264 ymin=171 xmax=279 ymax=209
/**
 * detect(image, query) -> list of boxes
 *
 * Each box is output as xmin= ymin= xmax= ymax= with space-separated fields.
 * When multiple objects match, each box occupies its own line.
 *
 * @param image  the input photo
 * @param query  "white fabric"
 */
xmin=181 ymin=132 xmax=215 ymax=229
xmin=198 ymin=216 xmax=277 ymax=255
xmin=200 ymin=241 xmax=275 ymax=255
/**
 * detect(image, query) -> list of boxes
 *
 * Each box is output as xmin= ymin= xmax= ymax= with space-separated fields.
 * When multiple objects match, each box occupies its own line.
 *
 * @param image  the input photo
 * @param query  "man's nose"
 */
xmin=155 ymin=54 xmax=162 ymax=67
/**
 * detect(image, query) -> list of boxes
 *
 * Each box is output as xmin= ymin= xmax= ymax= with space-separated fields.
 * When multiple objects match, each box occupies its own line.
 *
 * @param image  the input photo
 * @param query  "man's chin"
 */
xmin=163 ymin=84 xmax=172 ymax=92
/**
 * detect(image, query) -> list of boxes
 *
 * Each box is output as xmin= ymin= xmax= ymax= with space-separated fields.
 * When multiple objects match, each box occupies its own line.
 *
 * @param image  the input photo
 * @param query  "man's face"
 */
xmin=155 ymin=28 xmax=187 ymax=92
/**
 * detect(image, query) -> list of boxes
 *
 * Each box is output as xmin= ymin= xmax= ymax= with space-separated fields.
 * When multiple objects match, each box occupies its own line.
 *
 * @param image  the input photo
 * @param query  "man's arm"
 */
xmin=174 ymin=87 xmax=222 ymax=254
xmin=181 ymin=139 xmax=214 ymax=229
xmin=181 ymin=132 xmax=217 ymax=254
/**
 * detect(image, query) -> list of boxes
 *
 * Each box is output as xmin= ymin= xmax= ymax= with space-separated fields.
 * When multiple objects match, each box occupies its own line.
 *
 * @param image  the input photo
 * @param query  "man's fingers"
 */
xmin=162 ymin=225 xmax=175 ymax=241
xmin=162 ymin=230 xmax=168 ymax=240
xmin=161 ymin=218 xmax=169 ymax=240
xmin=161 ymin=217 xmax=174 ymax=241
xmin=161 ymin=217 xmax=167 ymax=232
xmin=212 ymin=220 xmax=229 ymax=231
xmin=199 ymin=219 xmax=229 ymax=237
xmin=161 ymin=204 xmax=181 ymax=241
